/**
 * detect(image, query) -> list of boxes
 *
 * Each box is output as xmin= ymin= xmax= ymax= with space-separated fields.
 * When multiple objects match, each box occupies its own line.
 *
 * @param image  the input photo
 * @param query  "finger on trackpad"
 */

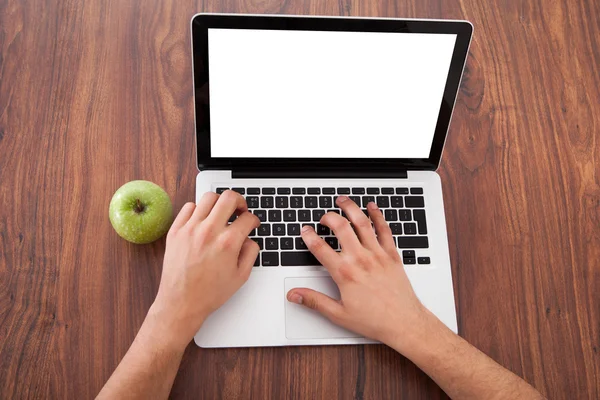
xmin=284 ymin=277 xmax=361 ymax=340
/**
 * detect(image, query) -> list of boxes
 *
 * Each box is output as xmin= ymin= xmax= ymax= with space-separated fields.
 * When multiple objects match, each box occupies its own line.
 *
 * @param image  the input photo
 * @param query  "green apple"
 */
xmin=109 ymin=180 xmax=173 ymax=244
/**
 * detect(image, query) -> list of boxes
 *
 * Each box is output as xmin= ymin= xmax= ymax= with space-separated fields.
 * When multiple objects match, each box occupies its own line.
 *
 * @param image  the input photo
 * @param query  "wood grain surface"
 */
xmin=1 ymin=0 xmax=599 ymax=398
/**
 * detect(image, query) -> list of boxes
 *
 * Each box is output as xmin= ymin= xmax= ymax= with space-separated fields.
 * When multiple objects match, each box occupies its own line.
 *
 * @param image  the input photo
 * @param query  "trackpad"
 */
xmin=284 ymin=277 xmax=361 ymax=339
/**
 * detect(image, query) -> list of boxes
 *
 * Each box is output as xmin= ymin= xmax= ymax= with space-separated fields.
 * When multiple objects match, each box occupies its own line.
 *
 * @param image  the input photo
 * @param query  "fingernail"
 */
xmin=337 ymin=196 xmax=348 ymax=203
xmin=289 ymin=293 xmax=303 ymax=304
xmin=367 ymin=202 xmax=378 ymax=210
xmin=302 ymin=225 xmax=312 ymax=232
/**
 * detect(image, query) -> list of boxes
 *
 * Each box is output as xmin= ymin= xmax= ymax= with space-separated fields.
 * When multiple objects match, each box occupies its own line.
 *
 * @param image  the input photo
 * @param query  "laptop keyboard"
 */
xmin=216 ymin=186 xmax=430 ymax=267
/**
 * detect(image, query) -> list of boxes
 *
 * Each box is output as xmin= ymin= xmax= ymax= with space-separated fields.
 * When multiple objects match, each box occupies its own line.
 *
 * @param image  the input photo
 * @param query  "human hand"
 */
xmin=286 ymin=196 xmax=433 ymax=352
xmin=149 ymin=190 xmax=260 ymax=349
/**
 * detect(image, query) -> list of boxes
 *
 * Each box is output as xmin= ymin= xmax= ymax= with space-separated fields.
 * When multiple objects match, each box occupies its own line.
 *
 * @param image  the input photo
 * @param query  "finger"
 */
xmin=320 ymin=210 xmax=361 ymax=250
xmin=190 ymin=191 xmax=220 ymax=223
xmin=301 ymin=225 xmax=341 ymax=273
xmin=229 ymin=211 xmax=261 ymax=246
xmin=205 ymin=190 xmax=248 ymax=226
xmin=170 ymin=202 xmax=196 ymax=232
xmin=367 ymin=202 xmax=399 ymax=259
xmin=287 ymin=288 xmax=343 ymax=322
xmin=238 ymin=238 xmax=260 ymax=280
xmin=336 ymin=196 xmax=379 ymax=249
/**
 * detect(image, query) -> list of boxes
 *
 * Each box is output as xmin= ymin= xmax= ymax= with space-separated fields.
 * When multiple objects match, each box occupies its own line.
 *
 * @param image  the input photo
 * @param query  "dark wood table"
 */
xmin=1 ymin=0 xmax=598 ymax=398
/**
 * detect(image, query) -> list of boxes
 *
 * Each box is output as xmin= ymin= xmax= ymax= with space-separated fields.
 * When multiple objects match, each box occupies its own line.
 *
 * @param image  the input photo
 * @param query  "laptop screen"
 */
xmin=207 ymin=28 xmax=457 ymax=159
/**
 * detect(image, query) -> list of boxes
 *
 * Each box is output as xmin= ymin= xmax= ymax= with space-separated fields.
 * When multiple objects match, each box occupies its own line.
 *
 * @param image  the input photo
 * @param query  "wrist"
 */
xmin=380 ymin=305 xmax=450 ymax=358
xmin=143 ymin=302 xmax=205 ymax=353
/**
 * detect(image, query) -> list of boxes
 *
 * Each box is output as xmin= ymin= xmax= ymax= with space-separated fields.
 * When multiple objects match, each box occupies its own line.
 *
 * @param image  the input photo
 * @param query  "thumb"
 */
xmin=287 ymin=288 xmax=343 ymax=321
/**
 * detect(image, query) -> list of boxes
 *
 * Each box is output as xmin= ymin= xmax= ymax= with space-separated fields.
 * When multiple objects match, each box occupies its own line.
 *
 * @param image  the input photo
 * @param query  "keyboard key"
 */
xmin=258 ymin=224 xmax=270 ymax=236
xmin=382 ymin=188 xmax=394 ymax=194
xmin=292 ymin=188 xmax=306 ymax=195
xmin=273 ymin=224 xmax=286 ymax=236
xmin=301 ymin=223 xmax=315 ymax=230
xmin=277 ymin=187 xmax=291 ymax=195
xmin=298 ymin=210 xmax=311 ymax=221
xmin=404 ymin=258 xmax=416 ymax=265
xmin=262 ymin=188 xmax=276 ymax=195
xmin=276 ymin=196 xmax=288 ymax=208
xmin=280 ymin=237 xmax=294 ymax=250
xmin=317 ymin=224 xmax=330 ymax=235
xmin=404 ymin=222 xmax=417 ymax=235
xmin=337 ymin=187 xmax=351 ymax=194
xmin=324 ymin=236 xmax=338 ymax=249
xmin=287 ymin=223 xmax=301 ymax=236
xmin=329 ymin=209 xmax=340 ymax=215
xmin=266 ymin=238 xmax=278 ymax=250
xmin=305 ymin=196 xmax=318 ymax=208
xmin=283 ymin=210 xmax=296 ymax=222
xmin=261 ymin=196 xmax=274 ymax=208
xmin=268 ymin=210 xmax=282 ymax=222
xmin=362 ymin=196 xmax=375 ymax=207
xmin=411 ymin=187 xmax=424 ymax=194
xmin=323 ymin=188 xmax=335 ymax=194
xmin=319 ymin=196 xmax=333 ymax=208
xmin=367 ymin=188 xmax=380 ymax=194
xmin=399 ymin=210 xmax=412 ymax=221
xmin=385 ymin=209 xmax=398 ymax=221
xmin=281 ymin=251 xmax=320 ymax=266
xmin=254 ymin=256 xmax=260 ymax=267
xmin=391 ymin=196 xmax=404 ymax=208
xmin=312 ymin=209 xmax=326 ymax=221
xmin=418 ymin=257 xmax=431 ymax=264
xmin=216 ymin=187 xmax=228 ymax=194
xmin=396 ymin=188 xmax=409 ymax=194
xmin=402 ymin=250 xmax=415 ymax=258
xmin=252 ymin=237 xmax=264 ymax=250
xmin=246 ymin=196 xmax=259 ymax=208
xmin=308 ymin=188 xmax=321 ymax=194
xmin=413 ymin=209 xmax=427 ymax=234
xmin=377 ymin=196 xmax=390 ymax=208
xmin=254 ymin=209 xmax=267 ymax=222
xmin=290 ymin=196 xmax=303 ymax=208
xmin=247 ymin=187 xmax=260 ymax=195
xmin=250 ymin=228 xmax=257 ymax=237
xmin=352 ymin=187 xmax=365 ymax=194
xmin=262 ymin=252 xmax=279 ymax=266
xmin=349 ymin=196 xmax=361 ymax=204
xmin=405 ymin=196 xmax=425 ymax=208
xmin=390 ymin=223 xmax=402 ymax=235
xmin=397 ymin=236 xmax=429 ymax=248
xmin=295 ymin=237 xmax=308 ymax=250
xmin=232 ymin=187 xmax=245 ymax=194
xmin=228 ymin=214 xmax=236 ymax=223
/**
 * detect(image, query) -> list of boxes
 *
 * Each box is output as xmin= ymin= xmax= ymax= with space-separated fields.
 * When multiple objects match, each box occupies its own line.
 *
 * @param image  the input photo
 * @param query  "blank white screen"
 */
xmin=208 ymin=28 xmax=456 ymax=158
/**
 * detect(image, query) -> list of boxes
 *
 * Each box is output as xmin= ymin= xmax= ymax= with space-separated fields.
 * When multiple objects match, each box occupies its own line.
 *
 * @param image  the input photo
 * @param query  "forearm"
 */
xmin=386 ymin=310 xmax=544 ymax=400
xmin=97 ymin=307 xmax=189 ymax=400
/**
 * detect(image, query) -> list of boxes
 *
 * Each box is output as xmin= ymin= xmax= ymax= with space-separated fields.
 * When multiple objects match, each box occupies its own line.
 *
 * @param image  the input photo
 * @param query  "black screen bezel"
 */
xmin=191 ymin=14 xmax=472 ymax=172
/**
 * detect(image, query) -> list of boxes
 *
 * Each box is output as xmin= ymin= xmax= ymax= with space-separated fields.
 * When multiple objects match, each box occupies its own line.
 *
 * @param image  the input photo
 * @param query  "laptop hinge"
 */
xmin=232 ymin=170 xmax=408 ymax=179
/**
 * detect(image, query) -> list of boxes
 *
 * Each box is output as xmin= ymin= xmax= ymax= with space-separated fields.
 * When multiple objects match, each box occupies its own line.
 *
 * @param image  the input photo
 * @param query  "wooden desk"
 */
xmin=1 ymin=0 xmax=598 ymax=398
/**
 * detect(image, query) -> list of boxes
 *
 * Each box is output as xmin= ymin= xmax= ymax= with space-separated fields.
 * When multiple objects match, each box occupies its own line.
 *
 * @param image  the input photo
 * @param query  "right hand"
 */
xmin=286 ymin=196 xmax=433 ymax=351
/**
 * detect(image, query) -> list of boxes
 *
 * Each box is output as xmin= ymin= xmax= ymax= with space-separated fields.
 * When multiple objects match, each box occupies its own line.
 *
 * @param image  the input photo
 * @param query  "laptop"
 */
xmin=190 ymin=14 xmax=472 ymax=347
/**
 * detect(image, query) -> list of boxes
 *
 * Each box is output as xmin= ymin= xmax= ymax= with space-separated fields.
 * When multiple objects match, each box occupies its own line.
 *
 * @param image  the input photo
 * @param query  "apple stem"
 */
xmin=135 ymin=198 xmax=145 ymax=213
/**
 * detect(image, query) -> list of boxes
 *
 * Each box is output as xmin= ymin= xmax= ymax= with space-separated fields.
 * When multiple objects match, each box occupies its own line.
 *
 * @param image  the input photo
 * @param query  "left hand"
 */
xmin=149 ymin=190 xmax=260 ymax=349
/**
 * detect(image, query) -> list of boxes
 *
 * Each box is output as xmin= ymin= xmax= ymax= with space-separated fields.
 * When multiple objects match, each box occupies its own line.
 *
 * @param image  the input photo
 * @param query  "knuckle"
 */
xmin=354 ymin=251 xmax=371 ymax=266
xmin=308 ymin=237 xmax=327 ymax=252
xmin=219 ymin=232 xmax=238 ymax=249
xmin=355 ymin=217 xmax=372 ymax=230
xmin=304 ymin=296 xmax=320 ymax=311
xmin=338 ymin=264 xmax=357 ymax=282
